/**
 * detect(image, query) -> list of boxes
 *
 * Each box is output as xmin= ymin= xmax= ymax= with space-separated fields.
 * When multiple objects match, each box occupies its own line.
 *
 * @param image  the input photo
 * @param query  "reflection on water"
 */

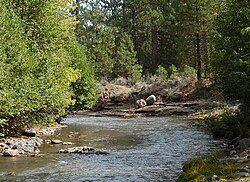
xmin=0 ymin=116 xmax=222 ymax=181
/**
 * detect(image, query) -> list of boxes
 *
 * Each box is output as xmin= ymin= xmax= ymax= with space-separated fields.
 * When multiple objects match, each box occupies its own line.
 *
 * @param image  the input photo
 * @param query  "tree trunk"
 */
xmin=151 ymin=22 xmax=158 ymax=73
xmin=195 ymin=32 xmax=202 ymax=81
xmin=201 ymin=32 xmax=209 ymax=77
xmin=131 ymin=8 xmax=140 ymax=62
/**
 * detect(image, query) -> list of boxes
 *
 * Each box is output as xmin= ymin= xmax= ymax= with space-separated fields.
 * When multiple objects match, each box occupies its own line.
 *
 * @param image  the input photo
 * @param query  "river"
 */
xmin=0 ymin=115 xmax=223 ymax=181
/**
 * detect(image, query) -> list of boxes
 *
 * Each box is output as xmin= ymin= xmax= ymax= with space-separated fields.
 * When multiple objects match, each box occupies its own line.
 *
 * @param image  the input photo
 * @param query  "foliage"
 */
xmin=168 ymin=64 xmax=196 ymax=80
xmin=113 ymin=32 xmax=142 ymax=82
xmin=211 ymin=0 xmax=250 ymax=108
xmin=0 ymin=0 xmax=96 ymax=136
xmin=177 ymin=153 xmax=241 ymax=182
xmin=75 ymin=0 xmax=115 ymax=79
xmin=67 ymin=40 xmax=98 ymax=109
xmin=205 ymin=106 xmax=249 ymax=139
xmin=155 ymin=65 xmax=168 ymax=80
xmin=168 ymin=64 xmax=178 ymax=79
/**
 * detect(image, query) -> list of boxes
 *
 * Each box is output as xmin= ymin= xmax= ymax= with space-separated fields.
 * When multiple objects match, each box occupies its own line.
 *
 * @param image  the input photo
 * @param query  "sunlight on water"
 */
xmin=0 ymin=116 xmax=222 ymax=182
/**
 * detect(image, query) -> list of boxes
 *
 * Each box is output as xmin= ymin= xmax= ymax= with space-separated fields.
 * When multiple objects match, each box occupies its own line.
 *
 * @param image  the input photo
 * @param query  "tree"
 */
xmin=122 ymin=0 xmax=164 ymax=73
xmin=172 ymin=0 xmax=218 ymax=81
xmin=74 ymin=0 xmax=142 ymax=80
xmin=211 ymin=0 xmax=250 ymax=108
xmin=0 ymin=0 xmax=96 ymax=135
xmin=112 ymin=32 xmax=142 ymax=80
xmin=75 ymin=0 xmax=116 ymax=79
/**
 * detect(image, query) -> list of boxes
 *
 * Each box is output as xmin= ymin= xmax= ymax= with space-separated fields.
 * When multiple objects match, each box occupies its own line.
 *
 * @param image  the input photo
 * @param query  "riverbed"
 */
xmin=0 ymin=115 xmax=223 ymax=181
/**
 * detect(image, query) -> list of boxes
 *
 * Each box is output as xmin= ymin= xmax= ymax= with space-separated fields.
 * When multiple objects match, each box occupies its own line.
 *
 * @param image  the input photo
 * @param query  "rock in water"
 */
xmin=51 ymin=139 xmax=63 ymax=144
xmin=145 ymin=95 xmax=156 ymax=105
xmin=62 ymin=142 xmax=74 ymax=145
xmin=3 ymin=149 xmax=20 ymax=157
xmin=59 ymin=146 xmax=109 ymax=155
xmin=136 ymin=99 xmax=147 ymax=108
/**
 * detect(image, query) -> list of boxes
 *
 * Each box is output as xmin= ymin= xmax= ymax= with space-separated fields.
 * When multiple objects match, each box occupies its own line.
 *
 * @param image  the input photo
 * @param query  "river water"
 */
xmin=0 ymin=115 xmax=222 ymax=182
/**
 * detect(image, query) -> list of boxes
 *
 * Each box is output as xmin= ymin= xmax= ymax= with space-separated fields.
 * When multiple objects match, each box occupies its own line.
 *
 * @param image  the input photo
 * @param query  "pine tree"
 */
xmin=172 ymin=0 xmax=218 ymax=80
xmin=113 ymin=32 xmax=142 ymax=80
xmin=211 ymin=0 xmax=250 ymax=108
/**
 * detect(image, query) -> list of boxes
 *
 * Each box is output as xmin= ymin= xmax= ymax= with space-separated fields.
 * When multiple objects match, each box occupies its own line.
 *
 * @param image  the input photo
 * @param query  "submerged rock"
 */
xmin=1 ymin=137 xmax=43 ymax=157
xmin=237 ymin=171 xmax=250 ymax=178
xmin=59 ymin=146 xmax=109 ymax=155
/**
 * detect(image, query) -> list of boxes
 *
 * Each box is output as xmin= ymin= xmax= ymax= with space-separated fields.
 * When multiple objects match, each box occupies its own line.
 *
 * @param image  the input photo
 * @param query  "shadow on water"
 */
xmin=0 ymin=115 xmax=223 ymax=181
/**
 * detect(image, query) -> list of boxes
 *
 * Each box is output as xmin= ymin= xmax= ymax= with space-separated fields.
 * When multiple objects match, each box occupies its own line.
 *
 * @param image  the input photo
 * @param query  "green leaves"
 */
xmin=0 ymin=0 xmax=97 ymax=136
xmin=211 ymin=0 xmax=250 ymax=108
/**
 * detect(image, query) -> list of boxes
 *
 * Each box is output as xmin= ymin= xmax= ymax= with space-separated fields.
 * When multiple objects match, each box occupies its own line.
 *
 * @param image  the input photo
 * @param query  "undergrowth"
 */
xmin=177 ymin=152 xmax=242 ymax=182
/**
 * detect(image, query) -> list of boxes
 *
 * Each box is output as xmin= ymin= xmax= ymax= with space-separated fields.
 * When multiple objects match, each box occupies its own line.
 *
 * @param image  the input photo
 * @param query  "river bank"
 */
xmin=74 ymin=101 xmax=250 ymax=182
xmin=0 ymin=100 xmax=249 ymax=181
xmin=0 ymin=124 xmax=67 ymax=157
xmin=75 ymin=99 xmax=226 ymax=120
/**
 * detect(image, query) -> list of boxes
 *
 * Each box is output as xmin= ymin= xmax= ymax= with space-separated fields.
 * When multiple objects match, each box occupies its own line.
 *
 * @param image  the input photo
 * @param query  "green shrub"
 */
xmin=177 ymin=153 xmax=240 ymax=182
xmin=155 ymin=65 xmax=168 ymax=80
xmin=167 ymin=64 xmax=196 ymax=80
xmin=205 ymin=107 xmax=248 ymax=139
xmin=168 ymin=64 xmax=178 ymax=79
xmin=0 ymin=0 xmax=94 ymax=136
xmin=66 ymin=39 xmax=98 ymax=110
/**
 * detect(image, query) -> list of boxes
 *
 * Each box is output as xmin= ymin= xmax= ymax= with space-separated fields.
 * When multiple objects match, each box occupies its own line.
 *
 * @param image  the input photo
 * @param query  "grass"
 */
xmin=177 ymin=152 xmax=243 ymax=182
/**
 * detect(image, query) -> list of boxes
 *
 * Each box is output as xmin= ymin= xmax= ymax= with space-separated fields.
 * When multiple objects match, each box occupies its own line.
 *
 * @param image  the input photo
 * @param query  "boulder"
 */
xmin=62 ymin=142 xmax=74 ymax=145
xmin=237 ymin=172 xmax=250 ymax=178
xmin=145 ymin=95 xmax=156 ymax=105
xmin=3 ymin=149 xmax=20 ymax=157
xmin=51 ymin=139 xmax=63 ymax=144
xmin=59 ymin=146 xmax=109 ymax=155
xmin=206 ymin=175 xmax=220 ymax=182
xmin=136 ymin=99 xmax=147 ymax=108
xmin=23 ymin=128 xmax=37 ymax=137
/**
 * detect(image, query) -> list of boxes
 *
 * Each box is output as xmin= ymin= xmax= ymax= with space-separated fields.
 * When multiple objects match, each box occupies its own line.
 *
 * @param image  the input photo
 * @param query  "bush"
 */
xmin=177 ymin=152 xmax=241 ymax=182
xmin=66 ymin=40 xmax=98 ymax=110
xmin=0 ymin=0 xmax=93 ymax=136
xmin=167 ymin=64 xmax=196 ymax=80
xmin=205 ymin=106 xmax=249 ymax=139
xmin=155 ymin=65 xmax=168 ymax=80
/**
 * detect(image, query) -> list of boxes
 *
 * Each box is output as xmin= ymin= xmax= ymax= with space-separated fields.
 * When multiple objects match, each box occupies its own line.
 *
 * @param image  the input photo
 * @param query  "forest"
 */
xmin=0 ymin=0 xmax=249 ymax=138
